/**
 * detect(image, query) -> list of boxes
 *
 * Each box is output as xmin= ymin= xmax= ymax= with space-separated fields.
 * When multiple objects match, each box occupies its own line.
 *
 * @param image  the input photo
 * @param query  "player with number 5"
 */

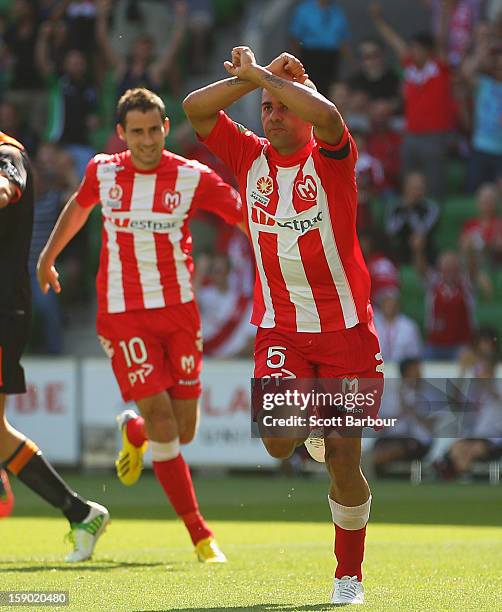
xmin=184 ymin=47 xmax=384 ymax=603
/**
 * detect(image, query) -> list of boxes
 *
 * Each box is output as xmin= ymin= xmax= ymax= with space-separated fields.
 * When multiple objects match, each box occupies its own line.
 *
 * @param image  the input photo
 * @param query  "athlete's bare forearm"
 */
xmin=184 ymin=76 xmax=258 ymax=112
xmin=248 ymin=66 xmax=344 ymax=144
xmin=183 ymin=51 xmax=308 ymax=137
xmin=183 ymin=77 xmax=257 ymax=136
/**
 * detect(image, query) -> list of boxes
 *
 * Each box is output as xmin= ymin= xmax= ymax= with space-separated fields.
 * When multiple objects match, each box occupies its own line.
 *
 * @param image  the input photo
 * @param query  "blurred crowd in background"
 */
xmin=0 ymin=0 xmax=500 ymax=373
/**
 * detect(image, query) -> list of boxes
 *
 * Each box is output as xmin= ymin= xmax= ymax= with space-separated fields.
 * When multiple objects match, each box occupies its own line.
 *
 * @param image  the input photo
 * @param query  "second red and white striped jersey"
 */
xmin=201 ymin=111 xmax=371 ymax=333
xmin=75 ymin=149 xmax=242 ymax=313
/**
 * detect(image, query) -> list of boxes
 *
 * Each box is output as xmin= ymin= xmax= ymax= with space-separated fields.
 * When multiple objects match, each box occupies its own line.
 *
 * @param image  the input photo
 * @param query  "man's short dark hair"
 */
xmin=116 ymin=88 xmax=166 ymax=127
xmin=410 ymin=32 xmax=435 ymax=53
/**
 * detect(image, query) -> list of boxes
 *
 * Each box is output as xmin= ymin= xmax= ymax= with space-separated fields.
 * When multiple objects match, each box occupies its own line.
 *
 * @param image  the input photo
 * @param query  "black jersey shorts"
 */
xmin=0 ymin=311 xmax=30 ymax=394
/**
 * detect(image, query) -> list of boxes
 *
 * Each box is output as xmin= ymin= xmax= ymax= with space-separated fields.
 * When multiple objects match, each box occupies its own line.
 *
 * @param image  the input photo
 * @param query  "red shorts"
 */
xmin=253 ymin=319 xmax=384 ymax=424
xmin=96 ymin=302 xmax=202 ymax=402
xmin=254 ymin=319 xmax=383 ymax=379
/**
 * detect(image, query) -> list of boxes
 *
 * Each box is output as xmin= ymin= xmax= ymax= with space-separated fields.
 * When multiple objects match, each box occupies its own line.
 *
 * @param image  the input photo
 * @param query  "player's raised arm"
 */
xmin=183 ymin=50 xmax=307 ymax=138
xmin=37 ymin=195 xmax=95 ymax=294
xmin=223 ymin=47 xmax=345 ymax=146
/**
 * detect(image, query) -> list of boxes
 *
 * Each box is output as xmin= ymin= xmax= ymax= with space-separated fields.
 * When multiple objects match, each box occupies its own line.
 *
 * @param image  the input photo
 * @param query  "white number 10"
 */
xmin=119 ymin=337 xmax=147 ymax=367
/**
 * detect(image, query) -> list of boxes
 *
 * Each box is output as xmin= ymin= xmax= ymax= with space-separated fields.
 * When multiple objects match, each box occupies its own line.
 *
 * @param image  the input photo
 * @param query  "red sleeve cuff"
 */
xmin=196 ymin=110 xmax=226 ymax=144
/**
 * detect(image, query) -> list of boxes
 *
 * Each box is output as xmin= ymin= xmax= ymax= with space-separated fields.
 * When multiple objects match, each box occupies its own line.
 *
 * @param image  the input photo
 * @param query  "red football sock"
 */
xmin=126 ymin=416 xmax=147 ymax=447
xmin=334 ymin=525 xmax=366 ymax=581
xmin=153 ymin=454 xmax=212 ymax=545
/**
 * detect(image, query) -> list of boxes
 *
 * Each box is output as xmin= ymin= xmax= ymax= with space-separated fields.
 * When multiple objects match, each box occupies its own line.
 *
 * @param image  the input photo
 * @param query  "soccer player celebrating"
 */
xmin=0 ymin=131 xmax=109 ymax=558
xmin=183 ymin=48 xmax=384 ymax=603
xmin=37 ymin=88 xmax=243 ymax=563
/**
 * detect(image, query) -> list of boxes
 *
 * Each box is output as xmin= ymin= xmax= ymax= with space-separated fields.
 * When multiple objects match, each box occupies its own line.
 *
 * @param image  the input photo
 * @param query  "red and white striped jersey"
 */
xmin=75 ymin=149 xmax=242 ymax=314
xmin=201 ymin=111 xmax=372 ymax=333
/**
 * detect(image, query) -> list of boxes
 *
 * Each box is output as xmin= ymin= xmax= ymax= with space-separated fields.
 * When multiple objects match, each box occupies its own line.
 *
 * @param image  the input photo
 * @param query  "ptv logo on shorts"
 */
xmin=128 ymin=363 xmax=154 ymax=386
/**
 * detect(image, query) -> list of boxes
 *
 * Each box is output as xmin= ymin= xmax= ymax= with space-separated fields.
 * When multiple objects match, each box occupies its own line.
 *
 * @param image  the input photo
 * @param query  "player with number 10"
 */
xmin=37 ymin=88 xmax=242 ymax=562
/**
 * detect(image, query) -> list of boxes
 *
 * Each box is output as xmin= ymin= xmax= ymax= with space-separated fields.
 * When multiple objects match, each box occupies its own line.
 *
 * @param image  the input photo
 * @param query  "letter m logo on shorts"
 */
xmin=181 ymin=354 xmax=195 ymax=373
xmin=342 ymin=377 xmax=359 ymax=394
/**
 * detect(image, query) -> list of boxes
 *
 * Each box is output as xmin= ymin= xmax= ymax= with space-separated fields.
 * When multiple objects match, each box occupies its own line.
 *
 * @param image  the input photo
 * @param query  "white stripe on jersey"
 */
xmin=246 ymin=155 xmax=275 ymax=327
xmin=276 ymin=166 xmax=320 ymax=332
xmin=307 ymin=157 xmax=358 ymax=327
xmin=129 ymin=173 xmax=165 ymax=308
xmin=105 ymin=222 xmax=126 ymax=312
xmin=169 ymin=165 xmax=202 ymax=303
xmin=97 ymin=164 xmax=126 ymax=312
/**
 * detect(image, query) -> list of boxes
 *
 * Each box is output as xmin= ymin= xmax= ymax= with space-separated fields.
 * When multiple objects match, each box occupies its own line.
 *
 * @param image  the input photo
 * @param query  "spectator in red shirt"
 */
xmin=460 ymin=182 xmax=502 ymax=268
xmin=413 ymin=243 xmax=491 ymax=360
xmin=195 ymin=253 xmax=254 ymax=358
xmin=367 ymin=100 xmax=403 ymax=193
xmin=359 ymin=230 xmax=400 ymax=305
xmin=353 ymin=129 xmax=385 ymax=231
xmin=370 ymin=2 xmax=454 ymax=201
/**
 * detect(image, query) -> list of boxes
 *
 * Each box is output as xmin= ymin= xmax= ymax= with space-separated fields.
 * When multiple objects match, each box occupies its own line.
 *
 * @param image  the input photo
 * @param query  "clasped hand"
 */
xmin=224 ymin=46 xmax=308 ymax=84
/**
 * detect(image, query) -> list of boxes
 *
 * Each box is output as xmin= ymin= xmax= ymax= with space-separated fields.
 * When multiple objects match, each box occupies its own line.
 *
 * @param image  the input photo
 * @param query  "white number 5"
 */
xmin=266 ymin=346 xmax=287 ymax=369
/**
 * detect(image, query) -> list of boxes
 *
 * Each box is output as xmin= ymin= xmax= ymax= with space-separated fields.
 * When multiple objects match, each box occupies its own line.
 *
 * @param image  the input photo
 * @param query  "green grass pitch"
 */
xmin=1 ymin=473 xmax=501 ymax=611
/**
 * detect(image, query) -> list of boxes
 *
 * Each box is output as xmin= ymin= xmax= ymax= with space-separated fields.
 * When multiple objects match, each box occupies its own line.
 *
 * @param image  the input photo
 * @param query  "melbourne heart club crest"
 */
xmin=162 ymin=189 xmax=182 ymax=213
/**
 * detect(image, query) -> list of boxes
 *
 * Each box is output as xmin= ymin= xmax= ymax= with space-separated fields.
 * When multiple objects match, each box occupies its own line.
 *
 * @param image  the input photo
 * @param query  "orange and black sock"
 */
xmin=4 ymin=439 xmax=90 ymax=523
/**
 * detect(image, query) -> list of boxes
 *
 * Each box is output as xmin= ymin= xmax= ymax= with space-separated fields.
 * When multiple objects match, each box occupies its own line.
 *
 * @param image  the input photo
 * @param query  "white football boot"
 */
xmin=304 ymin=428 xmax=325 ymax=462
xmin=65 ymin=501 xmax=110 ymax=562
xmin=331 ymin=575 xmax=364 ymax=605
